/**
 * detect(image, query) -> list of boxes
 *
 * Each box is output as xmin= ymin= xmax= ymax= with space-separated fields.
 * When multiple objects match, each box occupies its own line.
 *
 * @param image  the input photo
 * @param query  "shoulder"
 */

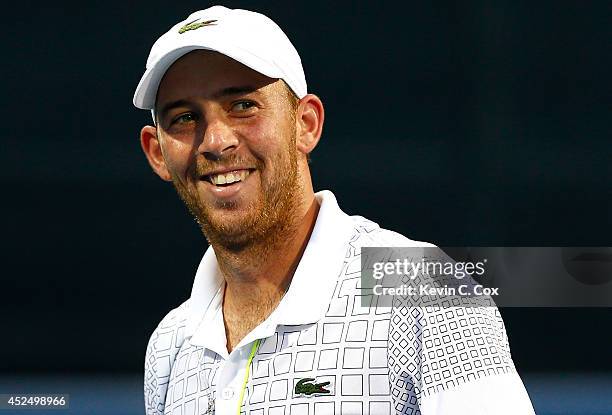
xmin=349 ymin=214 xmax=435 ymax=248
xmin=144 ymin=300 xmax=191 ymax=415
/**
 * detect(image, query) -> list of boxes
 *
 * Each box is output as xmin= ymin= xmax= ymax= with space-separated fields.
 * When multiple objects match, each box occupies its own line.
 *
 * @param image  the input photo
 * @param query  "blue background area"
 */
xmin=1 ymin=374 xmax=611 ymax=414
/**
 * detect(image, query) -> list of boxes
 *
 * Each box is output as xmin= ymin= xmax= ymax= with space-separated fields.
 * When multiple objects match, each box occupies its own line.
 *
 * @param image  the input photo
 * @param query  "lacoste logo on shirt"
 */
xmin=294 ymin=378 xmax=331 ymax=396
xmin=178 ymin=19 xmax=218 ymax=34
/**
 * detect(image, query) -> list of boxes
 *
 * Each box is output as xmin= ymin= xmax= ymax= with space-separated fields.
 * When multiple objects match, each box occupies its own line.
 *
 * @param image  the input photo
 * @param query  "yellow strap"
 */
xmin=236 ymin=338 xmax=261 ymax=415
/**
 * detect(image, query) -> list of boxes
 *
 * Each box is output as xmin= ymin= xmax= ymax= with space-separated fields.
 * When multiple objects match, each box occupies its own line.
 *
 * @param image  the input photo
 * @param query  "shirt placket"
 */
xmin=214 ymin=344 xmax=253 ymax=414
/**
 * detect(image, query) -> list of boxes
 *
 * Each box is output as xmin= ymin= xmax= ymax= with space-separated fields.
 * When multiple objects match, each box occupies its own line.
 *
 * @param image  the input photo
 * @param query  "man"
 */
xmin=133 ymin=6 xmax=535 ymax=414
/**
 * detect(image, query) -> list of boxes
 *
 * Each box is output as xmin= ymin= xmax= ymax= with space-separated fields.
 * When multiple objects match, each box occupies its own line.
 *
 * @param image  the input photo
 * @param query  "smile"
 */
xmin=204 ymin=169 xmax=252 ymax=186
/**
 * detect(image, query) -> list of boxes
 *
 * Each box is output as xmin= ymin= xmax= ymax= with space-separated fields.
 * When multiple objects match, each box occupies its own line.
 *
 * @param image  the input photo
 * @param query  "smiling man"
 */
xmin=141 ymin=48 xmax=322 ymax=353
xmin=133 ymin=6 xmax=535 ymax=415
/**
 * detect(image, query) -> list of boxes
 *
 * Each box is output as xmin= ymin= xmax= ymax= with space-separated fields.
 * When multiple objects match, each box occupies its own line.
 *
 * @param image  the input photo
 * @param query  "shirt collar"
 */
xmin=186 ymin=190 xmax=356 ymax=345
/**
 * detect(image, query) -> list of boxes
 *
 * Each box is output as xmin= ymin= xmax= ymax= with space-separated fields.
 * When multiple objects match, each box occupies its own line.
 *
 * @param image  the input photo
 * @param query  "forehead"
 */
xmin=156 ymin=50 xmax=279 ymax=106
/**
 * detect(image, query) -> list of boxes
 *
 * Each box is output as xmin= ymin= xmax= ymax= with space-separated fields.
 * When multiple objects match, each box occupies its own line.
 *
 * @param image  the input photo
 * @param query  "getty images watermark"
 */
xmin=361 ymin=247 xmax=612 ymax=307
xmin=371 ymin=256 xmax=498 ymax=297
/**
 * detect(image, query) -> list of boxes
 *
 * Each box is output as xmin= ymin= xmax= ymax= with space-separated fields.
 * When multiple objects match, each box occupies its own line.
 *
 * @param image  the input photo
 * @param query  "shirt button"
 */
xmin=221 ymin=387 xmax=235 ymax=400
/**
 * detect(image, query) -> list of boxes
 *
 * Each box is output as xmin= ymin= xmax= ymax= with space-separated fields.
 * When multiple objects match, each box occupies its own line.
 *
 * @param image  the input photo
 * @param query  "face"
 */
xmin=151 ymin=50 xmax=303 ymax=250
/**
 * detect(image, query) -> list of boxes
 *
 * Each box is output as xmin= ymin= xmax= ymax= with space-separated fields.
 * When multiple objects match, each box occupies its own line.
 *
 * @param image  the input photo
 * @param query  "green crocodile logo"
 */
xmin=295 ymin=378 xmax=331 ymax=396
xmin=178 ymin=19 xmax=217 ymax=34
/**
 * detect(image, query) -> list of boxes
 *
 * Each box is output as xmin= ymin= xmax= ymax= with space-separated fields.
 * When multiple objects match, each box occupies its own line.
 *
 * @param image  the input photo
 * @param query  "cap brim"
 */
xmin=133 ymin=43 xmax=283 ymax=110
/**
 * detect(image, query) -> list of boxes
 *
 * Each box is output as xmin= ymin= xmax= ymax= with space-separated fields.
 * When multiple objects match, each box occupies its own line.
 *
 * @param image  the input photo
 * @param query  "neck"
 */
xmin=214 ymin=193 xmax=320 ymax=352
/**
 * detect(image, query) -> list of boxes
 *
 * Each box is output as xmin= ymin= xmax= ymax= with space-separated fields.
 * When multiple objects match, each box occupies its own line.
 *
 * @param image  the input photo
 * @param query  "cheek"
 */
xmin=162 ymin=139 xmax=195 ymax=175
xmin=239 ymin=118 xmax=295 ymax=161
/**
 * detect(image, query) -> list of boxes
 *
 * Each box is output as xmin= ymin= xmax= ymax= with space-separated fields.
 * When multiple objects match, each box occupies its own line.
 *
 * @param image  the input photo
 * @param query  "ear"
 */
xmin=295 ymin=94 xmax=324 ymax=155
xmin=140 ymin=125 xmax=172 ymax=181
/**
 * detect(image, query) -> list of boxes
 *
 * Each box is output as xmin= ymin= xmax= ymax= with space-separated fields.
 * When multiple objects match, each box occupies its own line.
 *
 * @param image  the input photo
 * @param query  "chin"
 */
xmin=199 ymin=210 xmax=258 ymax=244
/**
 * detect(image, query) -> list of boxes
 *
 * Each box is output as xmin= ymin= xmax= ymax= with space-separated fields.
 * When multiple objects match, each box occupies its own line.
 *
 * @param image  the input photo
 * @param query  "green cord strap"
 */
xmin=236 ymin=338 xmax=261 ymax=415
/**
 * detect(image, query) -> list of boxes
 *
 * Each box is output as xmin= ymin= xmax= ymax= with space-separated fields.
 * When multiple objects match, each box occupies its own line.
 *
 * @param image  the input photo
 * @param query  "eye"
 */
xmin=172 ymin=112 xmax=197 ymax=124
xmin=231 ymin=100 xmax=256 ymax=112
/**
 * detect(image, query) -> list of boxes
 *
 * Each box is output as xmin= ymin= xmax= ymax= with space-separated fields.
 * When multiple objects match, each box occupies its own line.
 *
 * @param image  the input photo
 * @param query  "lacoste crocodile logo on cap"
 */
xmin=294 ymin=378 xmax=331 ymax=396
xmin=178 ymin=19 xmax=218 ymax=34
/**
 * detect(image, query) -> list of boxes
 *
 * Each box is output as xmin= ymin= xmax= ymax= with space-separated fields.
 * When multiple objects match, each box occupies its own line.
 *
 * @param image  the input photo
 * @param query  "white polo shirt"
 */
xmin=144 ymin=190 xmax=535 ymax=415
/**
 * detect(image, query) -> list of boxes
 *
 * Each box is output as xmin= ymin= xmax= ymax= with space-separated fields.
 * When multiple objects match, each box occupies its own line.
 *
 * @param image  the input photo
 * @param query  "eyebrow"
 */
xmin=157 ymin=99 xmax=192 ymax=121
xmin=212 ymin=85 xmax=258 ymax=99
xmin=157 ymin=85 xmax=259 ymax=121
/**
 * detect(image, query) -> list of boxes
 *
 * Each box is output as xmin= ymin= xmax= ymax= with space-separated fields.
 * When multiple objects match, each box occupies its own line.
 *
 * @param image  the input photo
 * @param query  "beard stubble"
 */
xmin=170 ymin=134 xmax=301 ymax=257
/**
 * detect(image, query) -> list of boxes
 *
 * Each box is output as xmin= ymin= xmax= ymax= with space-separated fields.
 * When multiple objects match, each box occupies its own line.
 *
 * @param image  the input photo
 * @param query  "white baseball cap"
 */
xmin=133 ymin=5 xmax=307 ymax=112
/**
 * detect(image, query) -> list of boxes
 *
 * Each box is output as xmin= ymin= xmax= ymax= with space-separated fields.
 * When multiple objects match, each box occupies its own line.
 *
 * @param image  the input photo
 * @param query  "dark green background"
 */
xmin=2 ymin=1 xmax=610 ymax=373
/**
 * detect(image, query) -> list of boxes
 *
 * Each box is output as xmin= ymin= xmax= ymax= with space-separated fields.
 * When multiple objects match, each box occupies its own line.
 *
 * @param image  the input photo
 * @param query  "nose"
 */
xmin=197 ymin=117 xmax=238 ymax=160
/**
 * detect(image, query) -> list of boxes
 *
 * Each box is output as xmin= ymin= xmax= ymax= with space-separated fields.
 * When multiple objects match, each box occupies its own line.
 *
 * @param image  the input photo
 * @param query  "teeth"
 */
xmin=210 ymin=170 xmax=250 ymax=185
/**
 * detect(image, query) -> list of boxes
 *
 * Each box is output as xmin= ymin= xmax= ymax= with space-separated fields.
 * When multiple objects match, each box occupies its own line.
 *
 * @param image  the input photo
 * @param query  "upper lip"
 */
xmin=199 ymin=167 xmax=254 ymax=179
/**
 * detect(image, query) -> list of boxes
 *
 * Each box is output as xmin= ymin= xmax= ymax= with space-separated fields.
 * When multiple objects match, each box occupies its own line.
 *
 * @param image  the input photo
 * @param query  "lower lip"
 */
xmin=201 ymin=172 xmax=252 ymax=199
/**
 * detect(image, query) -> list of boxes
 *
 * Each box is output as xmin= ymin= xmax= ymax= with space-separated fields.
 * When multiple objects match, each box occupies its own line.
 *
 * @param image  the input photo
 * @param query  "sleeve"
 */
xmin=389 ymin=297 xmax=536 ymax=414
xmin=144 ymin=301 xmax=190 ymax=415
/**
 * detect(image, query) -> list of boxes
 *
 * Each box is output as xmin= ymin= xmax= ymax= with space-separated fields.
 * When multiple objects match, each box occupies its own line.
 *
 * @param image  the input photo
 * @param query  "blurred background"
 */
xmin=1 ymin=1 xmax=610 ymax=414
